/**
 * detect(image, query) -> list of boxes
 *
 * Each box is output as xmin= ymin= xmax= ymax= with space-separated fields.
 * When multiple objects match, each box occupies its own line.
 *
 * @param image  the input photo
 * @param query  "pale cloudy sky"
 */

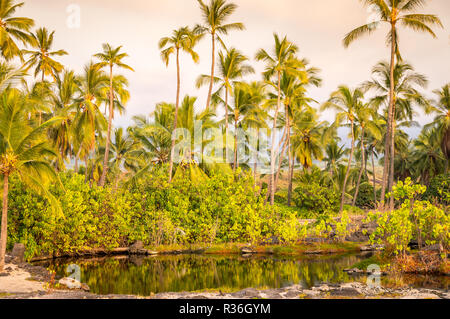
xmin=21 ymin=0 xmax=450 ymax=135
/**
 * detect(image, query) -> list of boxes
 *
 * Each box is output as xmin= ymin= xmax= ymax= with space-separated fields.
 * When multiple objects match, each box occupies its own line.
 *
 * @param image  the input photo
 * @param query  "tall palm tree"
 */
xmin=159 ymin=27 xmax=201 ymax=182
xmin=427 ymin=84 xmax=450 ymax=172
xmin=322 ymin=85 xmax=365 ymax=213
xmin=23 ymin=27 xmax=68 ymax=82
xmin=196 ymin=47 xmax=254 ymax=163
xmin=0 ymin=0 xmax=34 ymax=61
xmin=93 ymin=44 xmax=133 ymax=187
xmin=255 ymin=33 xmax=304 ymax=206
xmin=344 ymin=0 xmax=442 ymax=210
xmin=195 ymin=0 xmax=244 ymax=111
xmin=0 ymin=89 xmax=61 ymax=271
xmin=363 ymin=60 xmax=429 ymax=205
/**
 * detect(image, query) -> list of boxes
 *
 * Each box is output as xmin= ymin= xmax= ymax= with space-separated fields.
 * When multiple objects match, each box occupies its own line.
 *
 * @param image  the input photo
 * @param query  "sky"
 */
xmin=21 ymin=0 xmax=450 ymax=137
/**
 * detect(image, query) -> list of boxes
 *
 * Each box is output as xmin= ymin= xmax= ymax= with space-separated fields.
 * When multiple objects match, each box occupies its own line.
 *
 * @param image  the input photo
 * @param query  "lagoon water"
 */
xmin=34 ymin=253 xmax=448 ymax=296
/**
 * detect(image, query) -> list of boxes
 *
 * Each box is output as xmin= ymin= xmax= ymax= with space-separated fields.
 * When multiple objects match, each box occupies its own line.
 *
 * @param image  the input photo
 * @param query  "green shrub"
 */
xmin=353 ymin=183 xmax=376 ymax=209
xmin=423 ymin=174 xmax=450 ymax=206
xmin=292 ymin=182 xmax=339 ymax=216
xmin=366 ymin=178 xmax=450 ymax=256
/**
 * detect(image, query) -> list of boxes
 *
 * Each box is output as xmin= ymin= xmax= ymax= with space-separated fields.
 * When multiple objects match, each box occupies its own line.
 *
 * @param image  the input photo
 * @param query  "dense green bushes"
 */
xmin=366 ymin=178 xmax=450 ymax=256
xmin=292 ymin=182 xmax=339 ymax=216
xmin=6 ymin=170 xmax=313 ymax=259
xmin=422 ymin=174 xmax=450 ymax=206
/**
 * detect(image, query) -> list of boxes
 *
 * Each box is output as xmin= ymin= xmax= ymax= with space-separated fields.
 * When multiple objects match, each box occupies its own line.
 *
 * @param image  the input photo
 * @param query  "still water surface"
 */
xmin=34 ymin=253 xmax=448 ymax=296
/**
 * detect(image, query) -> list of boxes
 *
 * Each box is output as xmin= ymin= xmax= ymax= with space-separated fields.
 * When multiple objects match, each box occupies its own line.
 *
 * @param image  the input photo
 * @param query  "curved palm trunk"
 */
xmin=380 ymin=22 xmax=397 ymax=211
xmin=206 ymin=32 xmax=215 ymax=111
xmin=169 ymin=48 xmax=181 ymax=182
xmin=340 ymin=120 xmax=355 ymax=213
xmin=0 ymin=173 xmax=9 ymax=271
xmin=270 ymin=71 xmax=282 ymax=206
xmin=99 ymin=64 xmax=114 ymax=187
xmin=352 ymin=127 xmax=365 ymax=206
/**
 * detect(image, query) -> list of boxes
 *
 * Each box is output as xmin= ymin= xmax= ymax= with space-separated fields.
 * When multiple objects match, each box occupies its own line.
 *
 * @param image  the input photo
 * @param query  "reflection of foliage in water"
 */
xmin=39 ymin=254 xmax=366 ymax=295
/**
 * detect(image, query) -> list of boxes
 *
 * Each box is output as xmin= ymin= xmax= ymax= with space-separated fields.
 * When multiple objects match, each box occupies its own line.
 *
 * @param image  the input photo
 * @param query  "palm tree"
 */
xmin=93 ymin=44 xmax=133 ymax=187
xmin=129 ymin=103 xmax=174 ymax=166
xmin=226 ymin=82 xmax=261 ymax=171
xmin=195 ymin=0 xmax=245 ymax=111
xmin=0 ymin=0 xmax=34 ymax=61
xmin=73 ymin=63 xmax=108 ymax=176
xmin=427 ymin=84 xmax=450 ymax=172
xmin=344 ymin=0 xmax=442 ymax=210
xmin=352 ymin=104 xmax=381 ymax=206
xmin=0 ymin=89 xmax=61 ymax=271
xmin=255 ymin=33 xmax=304 ymax=206
xmin=291 ymin=107 xmax=329 ymax=171
xmin=197 ymin=47 xmax=254 ymax=164
xmin=324 ymin=141 xmax=348 ymax=178
xmin=23 ymin=27 xmax=68 ymax=82
xmin=48 ymin=70 xmax=78 ymax=167
xmin=0 ymin=61 xmax=26 ymax=90
xmin=159 ymin=27 xmax=201 ymax=182
xmin=100 ymin=127 xmax=141 ymax=190
xmin=322 ymin=85 xmax=365 ymax=213
xmin=412 ymin=127 xmax=446 ymax=184
xmin=363 ymin=61 xmax=429 ymax=206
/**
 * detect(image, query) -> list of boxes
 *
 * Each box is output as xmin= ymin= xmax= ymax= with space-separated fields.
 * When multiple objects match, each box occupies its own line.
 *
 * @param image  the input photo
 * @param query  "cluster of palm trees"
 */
xmin=0 ymin=0 xmax=448 ymax=271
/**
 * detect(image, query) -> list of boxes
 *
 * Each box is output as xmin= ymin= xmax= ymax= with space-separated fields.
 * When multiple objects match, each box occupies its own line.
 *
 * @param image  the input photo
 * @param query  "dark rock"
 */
xmin=129 ymin=241 xmax=144 ymax=254
xmin=11 ymin=243 xmax=26 ymax=263
xmin=0 ymin=272 xmax=10 ymax=277
xmin=424 ymin=244 xmax=443 ymax=252
xmin=329 ymin=288 xmax=361 ymax=297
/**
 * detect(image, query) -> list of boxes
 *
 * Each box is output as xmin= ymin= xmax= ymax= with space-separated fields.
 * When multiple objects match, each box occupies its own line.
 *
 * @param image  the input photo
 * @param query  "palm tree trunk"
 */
xmin=371 ymin=149 xmax=377 ymax=205
xmin=352 ymin=127 xmax=365 ymax=206
xmin=169 ymin=48 xmax=181 ymax=182
xmin=0 ymin=173 xmax=9 ymax=271
xmin=380 ymin=22 xmax=397 ymax=211
xmin=206 ymin=32 xmax=215 ymax=111
xmin=253 ymin=127 xmax=260 ymax=191
xmin=99 ymin=64 xmax=114 ymax=187
xmin=233 ymin=112 xmax=238 ymax=172
xmin=274 ymin=132 xmax=289 ymax=194
xmin=224 ymin=85 xmax=229 ymax=164
xmin=84 ymin=155 xmax=89 ymax=183
xmin=270 ymin=70 xmax=282 ymax=206
xmin=287 ymin=106 xmax=293 ymax=207
xmin=340 ymin=119 xmax=355 ymax=213
xmin=389 ymin=113 xmax=396 ymax=210
xmin=266 ymin=129 xmax=287 ymax=202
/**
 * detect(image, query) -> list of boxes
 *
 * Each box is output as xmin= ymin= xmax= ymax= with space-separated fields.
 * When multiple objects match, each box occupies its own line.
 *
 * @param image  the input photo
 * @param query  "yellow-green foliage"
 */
xmin=366 ymin=178 xmax=450 ymax=255
xmin=5 ymin=170 xmax=289 ymax=259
